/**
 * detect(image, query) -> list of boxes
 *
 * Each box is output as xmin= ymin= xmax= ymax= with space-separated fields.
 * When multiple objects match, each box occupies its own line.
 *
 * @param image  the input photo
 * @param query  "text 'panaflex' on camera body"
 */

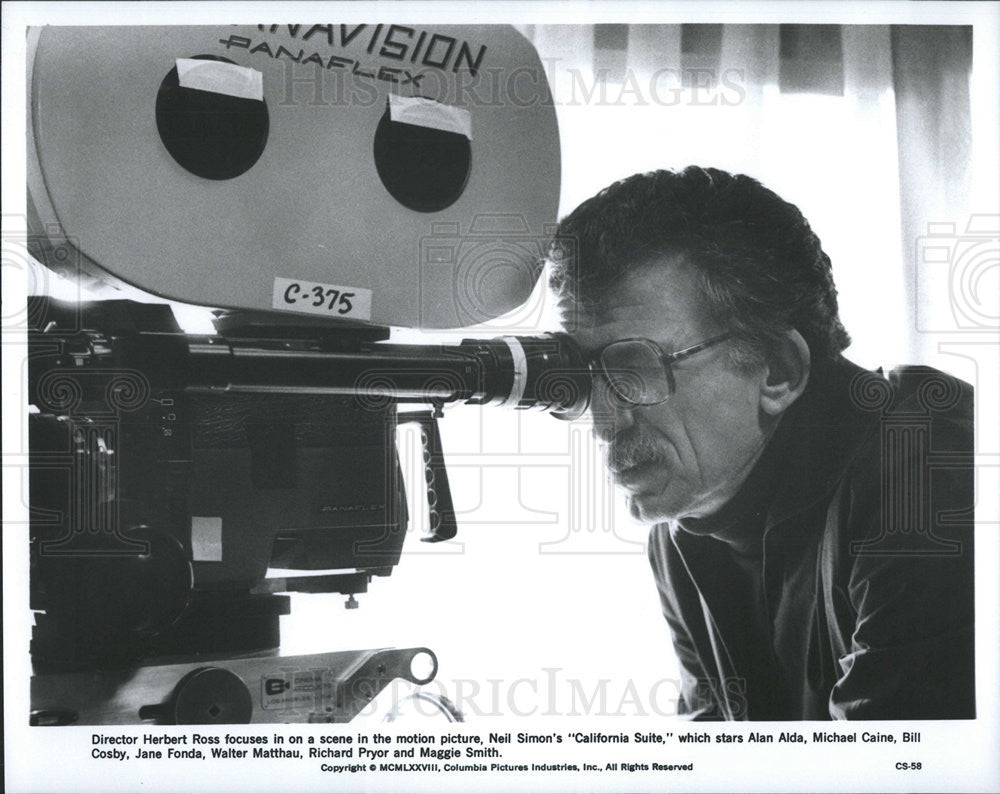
xmin=26 ymin=24 xmax=587 ymax=726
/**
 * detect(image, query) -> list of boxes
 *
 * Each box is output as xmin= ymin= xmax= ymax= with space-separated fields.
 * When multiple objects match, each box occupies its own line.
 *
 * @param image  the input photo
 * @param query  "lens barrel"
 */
xmin=188 ymin=334 xmax=591 ymax=417
xmin=456 ymin=334 xmax=591 ymax=418
xmin=118 ymin=319 xmax=592 ymax=419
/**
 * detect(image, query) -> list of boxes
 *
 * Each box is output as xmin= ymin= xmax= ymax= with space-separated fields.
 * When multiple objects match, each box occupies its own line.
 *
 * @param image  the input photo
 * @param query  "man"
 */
xmin=549 ymin=166 xmax=975 ymax=720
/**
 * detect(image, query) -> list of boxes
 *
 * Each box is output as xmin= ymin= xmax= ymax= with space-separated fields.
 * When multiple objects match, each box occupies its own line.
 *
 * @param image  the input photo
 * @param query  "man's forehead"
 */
xmin=564 ymin=257 xmax=711 ymax=344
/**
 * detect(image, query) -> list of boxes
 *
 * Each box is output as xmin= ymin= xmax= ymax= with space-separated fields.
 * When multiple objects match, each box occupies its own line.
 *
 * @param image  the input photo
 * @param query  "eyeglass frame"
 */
xmin=588 ymin=332 xmax=735 ymax=406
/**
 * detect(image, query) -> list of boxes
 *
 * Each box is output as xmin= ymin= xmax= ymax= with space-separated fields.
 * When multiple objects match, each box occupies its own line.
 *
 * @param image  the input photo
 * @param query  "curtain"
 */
xmin=517 ymin=23 xmax=974 ymax=371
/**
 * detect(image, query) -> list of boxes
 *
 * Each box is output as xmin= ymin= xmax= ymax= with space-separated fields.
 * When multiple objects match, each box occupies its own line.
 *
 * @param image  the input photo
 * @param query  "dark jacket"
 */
xmin=648 ymin=357 xmax=975 ymax=720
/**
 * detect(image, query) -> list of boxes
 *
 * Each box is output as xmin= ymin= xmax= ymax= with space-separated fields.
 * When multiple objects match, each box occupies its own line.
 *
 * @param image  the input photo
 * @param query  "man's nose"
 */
xmin=590 ymin=381 xmax=636 ymax=444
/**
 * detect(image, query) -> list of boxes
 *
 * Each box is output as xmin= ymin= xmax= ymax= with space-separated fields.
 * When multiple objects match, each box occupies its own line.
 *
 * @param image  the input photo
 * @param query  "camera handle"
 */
xmin=398 ymin=408 xmax=458 ymax=543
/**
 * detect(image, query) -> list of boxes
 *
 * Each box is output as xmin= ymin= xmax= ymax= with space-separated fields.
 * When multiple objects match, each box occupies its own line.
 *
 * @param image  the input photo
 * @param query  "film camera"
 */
xmin=25 ymin=24 xmax=586 ymax=725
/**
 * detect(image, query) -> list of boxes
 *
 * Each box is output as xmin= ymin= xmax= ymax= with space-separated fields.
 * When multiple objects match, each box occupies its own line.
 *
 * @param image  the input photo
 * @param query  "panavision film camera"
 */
xmin=26 ymin=25 xmax=586 ymax=725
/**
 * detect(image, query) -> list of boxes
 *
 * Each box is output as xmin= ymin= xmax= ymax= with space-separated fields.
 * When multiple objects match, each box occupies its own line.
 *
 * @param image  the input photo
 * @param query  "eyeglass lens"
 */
xmin=599 ymin=340 xmax=673 ymax=405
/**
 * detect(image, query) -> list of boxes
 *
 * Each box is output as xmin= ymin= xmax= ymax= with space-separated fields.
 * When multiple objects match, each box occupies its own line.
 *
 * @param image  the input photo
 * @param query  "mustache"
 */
xmin=604 ymin=430 xmax=666 ymax=472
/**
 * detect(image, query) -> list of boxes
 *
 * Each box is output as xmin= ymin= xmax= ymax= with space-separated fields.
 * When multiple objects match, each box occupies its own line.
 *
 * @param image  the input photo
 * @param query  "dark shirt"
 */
xmin=648 ymin=356 xmax=975 ymax=720
xmin=676 ymin=432 xmax=780 ymax=718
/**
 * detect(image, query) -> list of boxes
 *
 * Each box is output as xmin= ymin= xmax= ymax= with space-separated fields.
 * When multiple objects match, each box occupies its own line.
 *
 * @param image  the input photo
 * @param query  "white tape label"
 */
xmin=191 ymin=516 xmax=223 ymax=562
xmin=176 ymin=58 xmax=264 ymax=101
xmin=388 ymin=94 xmax=472 ymax=140
xmin=273 ymin=277 xmax=373 ymax=320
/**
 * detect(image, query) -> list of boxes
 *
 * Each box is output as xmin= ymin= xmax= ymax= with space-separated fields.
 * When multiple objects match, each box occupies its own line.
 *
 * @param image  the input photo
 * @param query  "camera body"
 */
xmin=29 ymin=299 xmax=407 ymax=673
xmin=26 ymin=24 xmax=573 ymax=724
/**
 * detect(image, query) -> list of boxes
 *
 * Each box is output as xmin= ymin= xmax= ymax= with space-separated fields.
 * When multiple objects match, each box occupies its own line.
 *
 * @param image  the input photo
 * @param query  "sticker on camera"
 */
xmin=273 ymin=277 xmax=372 ymax=320
xmin=261 ymin=671 xmax=332 ymax=711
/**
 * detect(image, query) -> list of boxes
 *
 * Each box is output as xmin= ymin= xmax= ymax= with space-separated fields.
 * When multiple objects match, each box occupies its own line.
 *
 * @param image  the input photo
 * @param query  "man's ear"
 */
xmin=759 ymin=329 xmax=811 ymax=416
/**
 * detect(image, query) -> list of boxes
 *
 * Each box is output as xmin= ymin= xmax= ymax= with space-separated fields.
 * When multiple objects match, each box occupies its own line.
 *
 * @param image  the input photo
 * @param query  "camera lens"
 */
xmin=458 ymin=334 xmax=591 ymax=419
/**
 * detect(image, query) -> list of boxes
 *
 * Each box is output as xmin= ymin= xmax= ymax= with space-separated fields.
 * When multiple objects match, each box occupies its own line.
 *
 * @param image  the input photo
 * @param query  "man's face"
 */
xmin=569 ymin=257 xmax=771 ymax=524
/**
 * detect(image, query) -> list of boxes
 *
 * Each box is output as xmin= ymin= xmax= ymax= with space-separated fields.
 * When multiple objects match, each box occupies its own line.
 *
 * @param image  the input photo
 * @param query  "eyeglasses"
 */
xmin=589 ymin=333 xmax=733 ymax=406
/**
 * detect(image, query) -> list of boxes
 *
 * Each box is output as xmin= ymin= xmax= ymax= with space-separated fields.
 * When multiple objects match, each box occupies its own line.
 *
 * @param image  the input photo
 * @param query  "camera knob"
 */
xmin=140 ymin=667 xmax=253 ymax=725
